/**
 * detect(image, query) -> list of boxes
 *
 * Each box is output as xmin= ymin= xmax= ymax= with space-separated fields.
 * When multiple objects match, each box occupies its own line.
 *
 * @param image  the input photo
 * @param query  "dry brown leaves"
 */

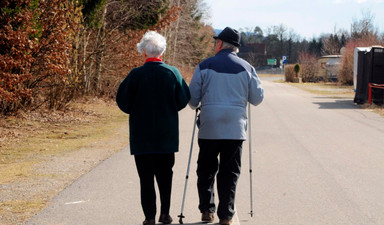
xmin=0 ymin=98 xmax=107 ymax=149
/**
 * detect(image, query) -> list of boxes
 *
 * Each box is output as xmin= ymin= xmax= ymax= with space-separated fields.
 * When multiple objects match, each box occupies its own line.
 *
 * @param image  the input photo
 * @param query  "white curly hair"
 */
xmin=137 ymin=31 xmax=167 ymax=57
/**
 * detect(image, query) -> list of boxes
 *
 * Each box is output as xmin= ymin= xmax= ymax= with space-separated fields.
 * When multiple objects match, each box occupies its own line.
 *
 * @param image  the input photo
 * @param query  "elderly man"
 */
xmin=116 ymin=31 xmax=190 ymax=225
xmin=188 ymin=27 xmax=264 ymax=225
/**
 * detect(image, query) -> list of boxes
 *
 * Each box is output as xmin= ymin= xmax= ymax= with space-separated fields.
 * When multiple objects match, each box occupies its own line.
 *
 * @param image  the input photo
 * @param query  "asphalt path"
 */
xmin=26 ymin=79 xmax=384 ymax=225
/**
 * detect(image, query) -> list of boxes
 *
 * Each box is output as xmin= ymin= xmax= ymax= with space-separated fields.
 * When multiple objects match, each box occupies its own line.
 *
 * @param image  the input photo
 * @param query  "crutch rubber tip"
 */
xmin=178 ymin=214 xmax=185 ymax=224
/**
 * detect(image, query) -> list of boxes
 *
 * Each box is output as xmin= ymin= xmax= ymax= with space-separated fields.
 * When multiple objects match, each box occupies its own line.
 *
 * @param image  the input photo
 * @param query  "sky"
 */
xmin=204 ymin=0 xmax=384 ymax=40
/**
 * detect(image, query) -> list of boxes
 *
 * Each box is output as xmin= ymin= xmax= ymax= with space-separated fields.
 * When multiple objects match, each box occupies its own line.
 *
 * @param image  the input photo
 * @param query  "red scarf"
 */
xmin=145 ymin=57 xmax=162 ymax=63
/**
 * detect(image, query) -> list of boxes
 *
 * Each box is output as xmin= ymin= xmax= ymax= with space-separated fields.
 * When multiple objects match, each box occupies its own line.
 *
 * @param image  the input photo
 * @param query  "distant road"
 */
xmin=26 ymin=79 xmax=384 ymax=225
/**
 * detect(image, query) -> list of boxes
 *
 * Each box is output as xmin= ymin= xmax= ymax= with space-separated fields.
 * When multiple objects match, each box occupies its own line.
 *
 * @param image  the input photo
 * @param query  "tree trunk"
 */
xmin=171 ymin=0 xmax=181 ymax=65
xmin=92 ymin=7 xmax=107 ymax=93
xmin=84 ymin=32 xmax=90 ymax=92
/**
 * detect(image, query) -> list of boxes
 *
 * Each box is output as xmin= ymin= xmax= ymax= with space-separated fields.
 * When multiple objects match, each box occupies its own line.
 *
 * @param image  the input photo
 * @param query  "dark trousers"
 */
xmin=197 ymin=139 xmax=243 ymax=220
xmin=134 ymin=153 xmax=175 ymax=220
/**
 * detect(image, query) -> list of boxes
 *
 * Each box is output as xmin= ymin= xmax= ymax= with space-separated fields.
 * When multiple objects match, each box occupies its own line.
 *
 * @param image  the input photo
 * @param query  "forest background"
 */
xmin=1 ymin=0 xmax=384 ymax=116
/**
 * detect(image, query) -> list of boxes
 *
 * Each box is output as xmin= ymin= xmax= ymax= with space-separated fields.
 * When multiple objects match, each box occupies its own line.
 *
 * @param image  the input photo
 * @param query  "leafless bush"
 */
xmin=299 ymin=52 xmax=319 ymax=82
xmin=339 ymin=34 xmax=383 ymax=85
xmin=284 ymin=64 xmax=296 ymax=82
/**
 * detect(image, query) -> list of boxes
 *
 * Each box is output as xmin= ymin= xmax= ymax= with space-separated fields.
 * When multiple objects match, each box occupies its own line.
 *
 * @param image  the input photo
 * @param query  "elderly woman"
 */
xmin=116 ymin=31 xmax=190 ymax=225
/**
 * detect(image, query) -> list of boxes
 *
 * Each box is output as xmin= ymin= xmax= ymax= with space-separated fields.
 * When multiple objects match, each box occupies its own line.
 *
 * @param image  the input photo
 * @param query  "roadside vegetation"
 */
xmin=1 ymin=1 xmax=208 ymax=223
xmin=0 ymin=0 xmax=212 ymax=116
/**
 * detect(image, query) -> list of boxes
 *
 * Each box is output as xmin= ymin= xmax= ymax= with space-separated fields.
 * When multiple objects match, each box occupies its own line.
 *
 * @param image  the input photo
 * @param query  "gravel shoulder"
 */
xmin=0 ymin=100 xmax=129 ymax=225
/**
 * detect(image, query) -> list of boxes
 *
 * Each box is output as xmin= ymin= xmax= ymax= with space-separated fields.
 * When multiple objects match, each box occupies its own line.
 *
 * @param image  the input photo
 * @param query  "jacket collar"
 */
xmin=145 ymin=57 xmax=162 ymax=62
xmin=216 ymin=48 xmax=237 ymax=56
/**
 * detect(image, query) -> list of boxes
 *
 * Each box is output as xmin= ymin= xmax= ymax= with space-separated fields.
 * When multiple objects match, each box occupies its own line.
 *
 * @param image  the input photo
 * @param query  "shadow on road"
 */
xmin=312 ymin=99 xmax=359 ymax=109
xmin=132 ymin=222 xmax=211 ymax=225
xmin=176 ymin=223 xmax=219 ymax=225
xmin=166 ymin=223 xmax=214 ymax=225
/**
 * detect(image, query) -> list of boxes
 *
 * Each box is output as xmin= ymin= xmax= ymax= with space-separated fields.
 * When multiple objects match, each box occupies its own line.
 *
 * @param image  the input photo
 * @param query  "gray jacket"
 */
xmin=188 ymin=49 xmax=264 ymax=140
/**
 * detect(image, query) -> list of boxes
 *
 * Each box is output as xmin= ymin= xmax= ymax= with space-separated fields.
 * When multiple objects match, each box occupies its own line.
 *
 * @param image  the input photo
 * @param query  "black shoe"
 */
xmin=201 ymin=211 xmax=214 ymax=223
xmin=219 ymin=219 xmax=232 ymax=225
xmin=159 ymin=214 xmax=173 ymax=224
xmin=143 ymin=219 xmax=155 ymax=225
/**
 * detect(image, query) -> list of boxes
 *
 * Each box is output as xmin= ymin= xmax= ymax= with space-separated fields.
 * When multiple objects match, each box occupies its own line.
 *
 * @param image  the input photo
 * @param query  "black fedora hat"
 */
xmin=214 ymin=27 xmax=241 ymax=47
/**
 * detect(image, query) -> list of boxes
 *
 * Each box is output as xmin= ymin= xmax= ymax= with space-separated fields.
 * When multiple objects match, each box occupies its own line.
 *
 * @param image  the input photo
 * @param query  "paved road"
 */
xmin=26 ymin=79 xmax=384 ymax=225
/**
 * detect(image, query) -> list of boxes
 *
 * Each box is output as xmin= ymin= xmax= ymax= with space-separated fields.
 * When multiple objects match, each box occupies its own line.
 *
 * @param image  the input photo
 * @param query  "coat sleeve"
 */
xmin=248 ymin=67 xmax=264 ymax=106
xmin=174 ymin=69 xmax=191 ymax=111
xmin=116 ymin=71 xmax=135 ymax=114
xmin=188 ymin=66 xmax=202 ymax=109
